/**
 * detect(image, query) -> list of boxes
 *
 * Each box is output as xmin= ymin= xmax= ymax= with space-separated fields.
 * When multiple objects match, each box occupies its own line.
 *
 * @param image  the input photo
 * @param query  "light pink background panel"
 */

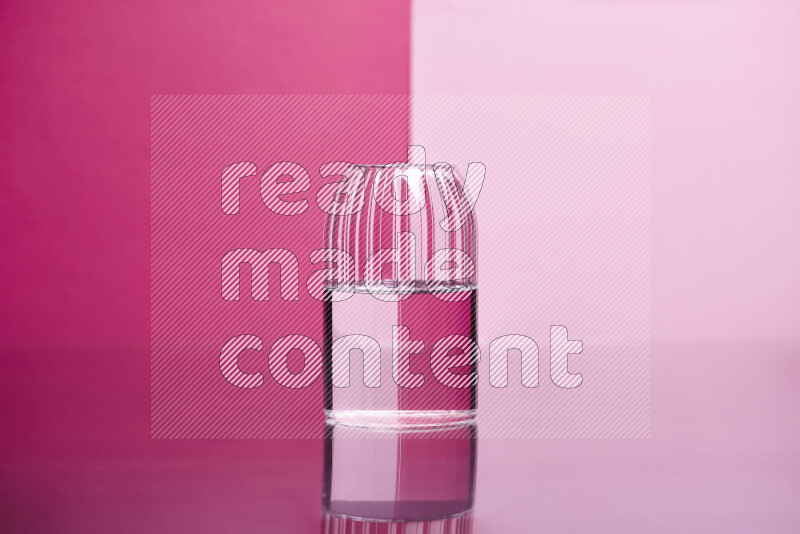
xmin=412 ymin=0 xmax=800 ymax=345
xmin=413 ymin=1 xmax=800 ymax=532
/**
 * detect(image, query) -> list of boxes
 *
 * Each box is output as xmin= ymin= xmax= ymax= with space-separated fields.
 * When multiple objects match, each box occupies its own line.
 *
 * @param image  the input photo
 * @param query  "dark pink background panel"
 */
xmin=1 ymin=0 xmax=409 ymax=532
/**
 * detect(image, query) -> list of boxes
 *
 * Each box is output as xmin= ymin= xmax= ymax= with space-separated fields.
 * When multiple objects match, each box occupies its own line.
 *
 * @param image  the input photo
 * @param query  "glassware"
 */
xmin=321 ymin=162 xmax=478 ymax=431
xmin=320 ymin=160 xmax=478 ymax=532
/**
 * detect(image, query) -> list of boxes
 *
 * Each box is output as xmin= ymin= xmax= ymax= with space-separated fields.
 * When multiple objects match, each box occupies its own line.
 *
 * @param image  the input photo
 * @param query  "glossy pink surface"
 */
xmin=2 ymin=343 xmax=797 ymax=532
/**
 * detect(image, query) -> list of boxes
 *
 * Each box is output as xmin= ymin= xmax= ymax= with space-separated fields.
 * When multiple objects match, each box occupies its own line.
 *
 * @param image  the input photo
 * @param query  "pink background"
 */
xmin=2 ymin=0 xmax=799 ymax=533
xmin=1 ymin=1 xmax=408 ymax=531
xmin=413 ymin=1 xmax=799 ymax=531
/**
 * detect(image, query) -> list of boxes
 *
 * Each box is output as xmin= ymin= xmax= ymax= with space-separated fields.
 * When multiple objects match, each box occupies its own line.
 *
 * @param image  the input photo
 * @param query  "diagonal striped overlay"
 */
xmin=151 ymin=95 xmax=409 ymax=438
xmin=151 ymin=95 xmax=649 ymax=439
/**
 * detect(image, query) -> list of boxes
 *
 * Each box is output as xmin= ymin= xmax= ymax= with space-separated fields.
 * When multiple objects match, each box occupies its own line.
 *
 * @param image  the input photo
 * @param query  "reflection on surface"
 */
xmin=322 ymin=423 xmax=476 ymax=533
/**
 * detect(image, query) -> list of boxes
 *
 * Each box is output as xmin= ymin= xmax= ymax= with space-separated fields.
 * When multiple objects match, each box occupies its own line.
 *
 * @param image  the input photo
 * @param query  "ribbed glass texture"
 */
xmin=322 ymin=163 xmax=478 ymax=431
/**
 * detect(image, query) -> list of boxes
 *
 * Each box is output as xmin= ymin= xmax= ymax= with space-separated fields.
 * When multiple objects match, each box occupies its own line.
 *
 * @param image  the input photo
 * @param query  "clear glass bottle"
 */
xmin=320 ymin=160 xmax=478 ymax=532
xmin=322 ymin=161 xmax=478 ymax=431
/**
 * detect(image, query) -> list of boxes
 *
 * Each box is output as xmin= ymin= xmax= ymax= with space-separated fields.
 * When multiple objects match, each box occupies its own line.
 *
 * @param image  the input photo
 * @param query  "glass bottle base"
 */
xmin=322 ymin=509 xmax=473 ymax=533
xmin=324 ymin=410 xmax=476 ymax=432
